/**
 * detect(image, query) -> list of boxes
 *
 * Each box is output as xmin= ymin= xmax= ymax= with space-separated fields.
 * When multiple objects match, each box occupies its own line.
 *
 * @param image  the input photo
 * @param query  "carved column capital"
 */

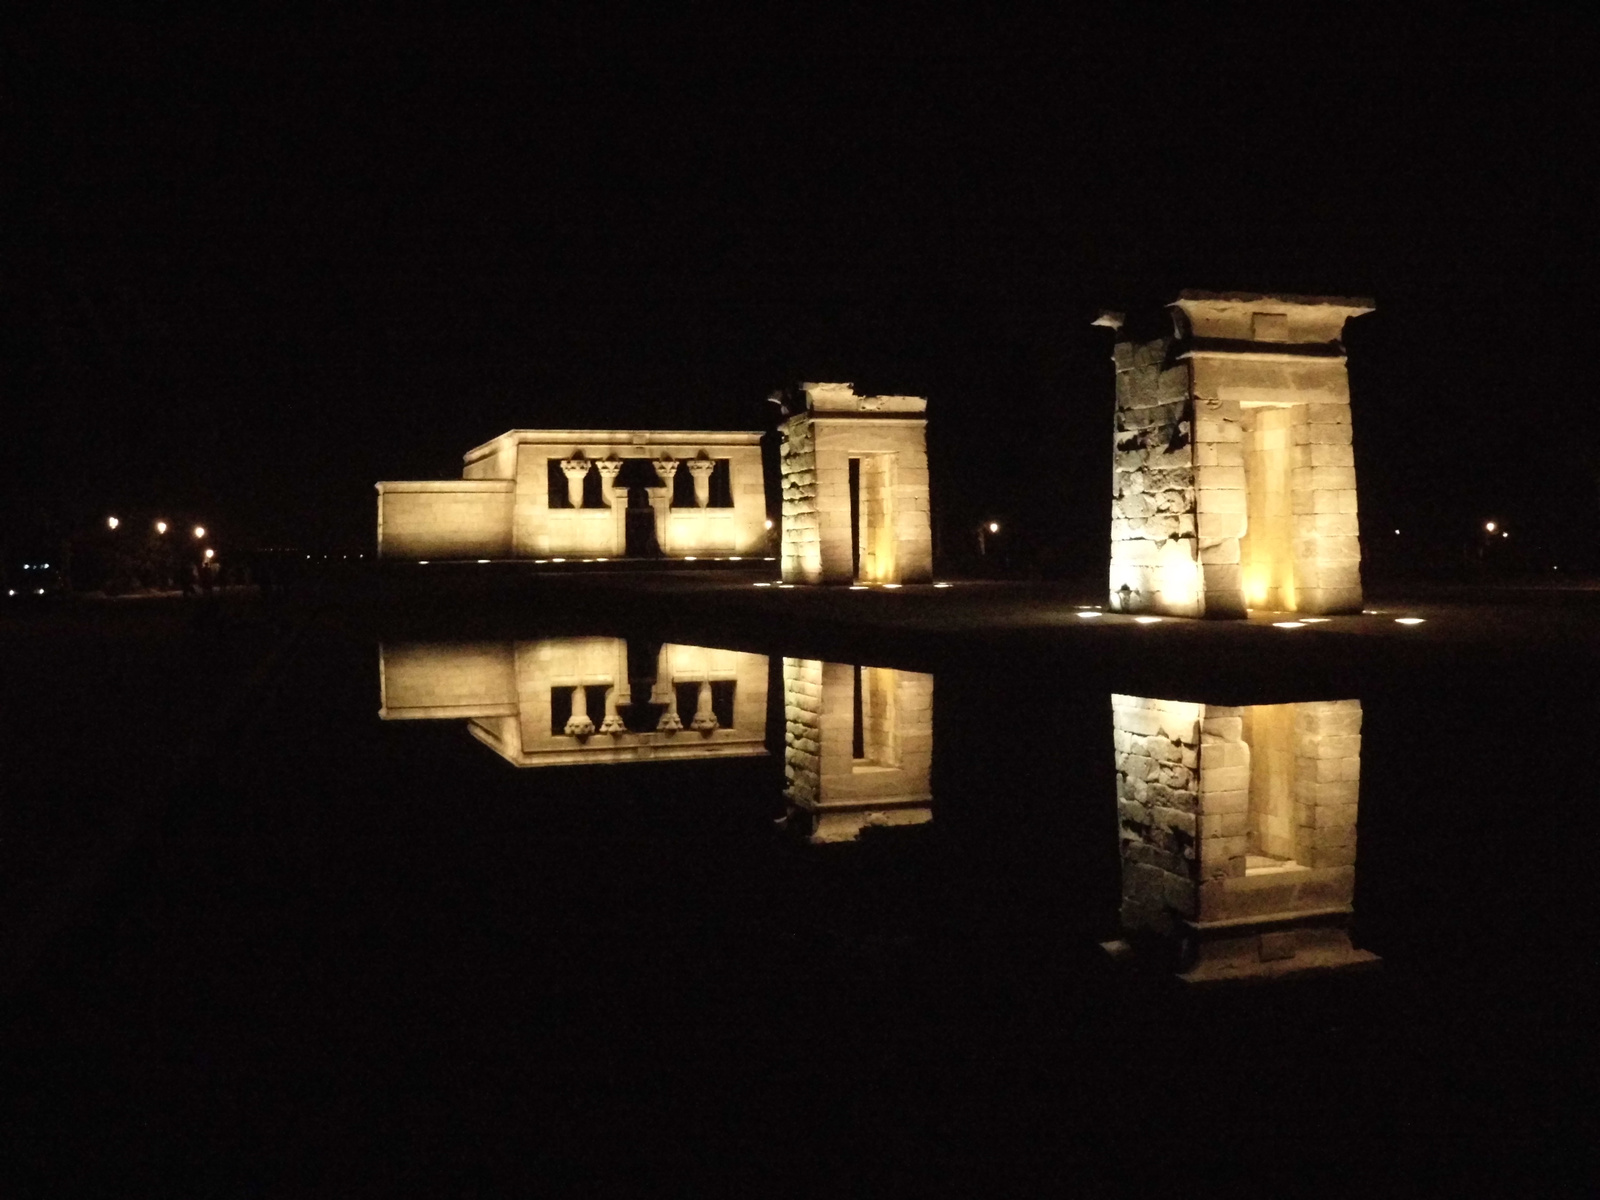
xmin=654 ymin=455 xmax=680 ymax=484
xmin=560 ymin=456 xmax=592 ymax=508
xmin=687 ymin=457 xmax=716 ymax=507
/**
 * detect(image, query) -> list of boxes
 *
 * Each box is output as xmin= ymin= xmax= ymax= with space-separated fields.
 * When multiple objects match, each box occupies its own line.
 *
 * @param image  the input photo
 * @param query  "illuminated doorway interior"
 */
xmin=851 ymin=665 xmax=901 ymax=770
xmin=1240 ymin=702 xmax=1303 ymax=875
xmin=848 ymin=454 xmax=898 ymax=583
xmin=1240 ymin=406 xmax=1296 ymax=611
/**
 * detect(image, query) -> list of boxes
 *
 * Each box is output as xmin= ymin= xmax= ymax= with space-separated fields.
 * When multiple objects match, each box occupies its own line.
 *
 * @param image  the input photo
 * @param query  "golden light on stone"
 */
xmin=1134 ymin=616 xmax=1162 ymax=624
xmin=1108 ymin=693 xmax=1377 ymax=982
xmin=1103 ymin=292 xmax=1373 ymax=619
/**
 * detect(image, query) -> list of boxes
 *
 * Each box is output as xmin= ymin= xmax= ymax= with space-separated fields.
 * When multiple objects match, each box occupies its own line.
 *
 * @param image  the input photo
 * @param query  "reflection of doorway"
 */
xmin=848 ymin=454 xmax=897 ymax=583
xmin=1242 ymin=702 xmax=1301 ymax=874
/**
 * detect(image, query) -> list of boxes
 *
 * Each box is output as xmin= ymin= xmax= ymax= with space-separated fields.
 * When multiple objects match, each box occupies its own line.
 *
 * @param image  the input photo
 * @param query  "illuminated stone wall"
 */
xmin=782 ymin=657 xmax=934 ymax=841
xmin=377 ymin=429 xmax=766 ymax=560
xmin=778 ymin=383 xmax=933 ymax=585
xmin=1110 ymin=693 xmax=1376 ymax=982
xmin=380 ymin=638 xmax=768 ymax=767
xmin=1102 ymin=292 xmax=1373 ymax=616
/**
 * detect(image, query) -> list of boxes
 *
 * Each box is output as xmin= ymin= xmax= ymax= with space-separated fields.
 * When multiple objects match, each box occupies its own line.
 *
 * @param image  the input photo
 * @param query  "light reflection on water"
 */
xmin=380 ymin=636 xmax=1380 ymax=980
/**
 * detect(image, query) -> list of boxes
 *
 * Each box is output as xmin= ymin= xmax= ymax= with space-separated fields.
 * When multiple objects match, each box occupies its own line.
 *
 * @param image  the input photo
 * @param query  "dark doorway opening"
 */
xmin=848 ymin=457 xmax=861 ymax=579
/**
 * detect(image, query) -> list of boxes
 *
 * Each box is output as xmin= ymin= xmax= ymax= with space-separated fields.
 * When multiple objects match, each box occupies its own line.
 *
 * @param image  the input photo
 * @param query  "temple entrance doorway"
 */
xmin=1240 ymin=406 xmax=1295 ymax=610
xmin=848 ymin=454 xmax=897 ymax=583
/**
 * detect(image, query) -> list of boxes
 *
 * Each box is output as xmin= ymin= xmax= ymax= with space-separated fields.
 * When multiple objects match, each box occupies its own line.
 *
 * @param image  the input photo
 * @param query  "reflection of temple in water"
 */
xmin=379 ymin=639 xmax=768 ymax=766
xmin=1108 ymin=693 xmax=1378 ymax=982
xmin=781 ymin=659 xmax=934 ymax=842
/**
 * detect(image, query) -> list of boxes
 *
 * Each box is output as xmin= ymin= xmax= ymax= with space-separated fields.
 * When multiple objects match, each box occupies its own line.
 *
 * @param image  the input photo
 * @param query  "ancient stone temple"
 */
xmin=1098 ymin=292 xmax=1374 ymax=616
xmin=781 ymin=658 xmax=934 ymax=842
xmin=1106 ymin=692 xmax=1378 ymax=982
xmin=777 ymin=383 xmax=933 ymax=585
xmin=376 ymin=430 xmax=767 ymax=561
xmin=378 ymin=638 xmax=769 ymax=767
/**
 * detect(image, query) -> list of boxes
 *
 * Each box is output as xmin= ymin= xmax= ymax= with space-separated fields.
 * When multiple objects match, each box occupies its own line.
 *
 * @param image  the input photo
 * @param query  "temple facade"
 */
xmin=1100 ymin=292 xmax=1374 ymax=617
xmin=376 ymin=429 xmax=767 ymax=561
xmin=777 ymin=383 xmax=934 ymax=585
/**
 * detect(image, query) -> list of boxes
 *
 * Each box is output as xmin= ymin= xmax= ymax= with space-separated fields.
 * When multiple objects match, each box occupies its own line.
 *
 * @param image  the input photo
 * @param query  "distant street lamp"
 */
xmin=204 ymin=548 xmax=215 ymax=561
xmin=155 ymin=520 xmax=168 ymax=535
xmin=978 ymin=520 xmax=1001 ymax=556
xmin=107 ymin=515 xmax=120 ymax=530
xmin=193 ymin=525 xmax=206 ymax=539
xmin=1484 ymin=521 xmax=1496 ymax=533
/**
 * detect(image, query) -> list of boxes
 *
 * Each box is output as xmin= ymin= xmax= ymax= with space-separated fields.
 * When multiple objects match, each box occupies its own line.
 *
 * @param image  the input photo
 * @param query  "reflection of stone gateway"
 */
xmin=782 ymin=659 xmax=934 ymax=842
xmin=1106 ymin=693 xmax=1379 ymax=983
xmin=379 ymin=638 xmax=768 ymax=767
xmin=1098 ymin=292 xmax=1374 ymax=617
xmin=376 ymin=430 xmax=766 ymax=561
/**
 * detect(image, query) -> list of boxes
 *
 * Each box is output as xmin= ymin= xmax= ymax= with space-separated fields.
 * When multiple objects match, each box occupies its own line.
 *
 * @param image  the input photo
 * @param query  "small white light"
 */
xmin=1485 ymin=521 xmax=1496 ymax=533
xmin=418 ymin=560 xmax=429 ymax=564
xmin=1300 ymin=617 xmax=1329 ymax=623
xmin=729 ymin=556 xmax=741 ymax=561
xmin=1134 ymin=616 xmax=1162 ymax=625
xmin=477 ymin=559 xmax=491 ymax=563
xmin=764 ymin=556 xmax=775 ymax=561
xmin=763 ymin=519 xmax=773 ymax=530
xmin=753 ymin=582 xmax=772 ymax=587
xmin=1502 ymin=531 xmax=1509 ymax=538
xmin=685 ymin=556 xmax=697 ymax=561
xmin=988 ymin=522 xmax=1000 ymax=533
xmin=155 ymin=521 xmax=168 ymax=534
xmin=551 ymin=557 xmax=565 ymax=563
xmin=1395 ymin=617 xmax=1425 ymax=625
xmin=882 ymin=583 xmax=901 ymax=589
xmin=535 ymin=559 xmax=549 ymax=564
xmin=1273 ymin=621 xmax=1305 ymax=629
xmin=934 ymin=582 xmax=951 ymax=588
xmin=1076 ymin=611 xmax=1101 ymax=619
xmin=193 ymin=526 xmax=206 ymax=539
xmin=107 ymin=516 xmax=120 ymax=530
xmin=36 ymin=589 xmax=45 ymax=595
xmin=849 ymin=585 xmax=869 ymax=590
xmin=1394 ymin=529 xmax=1400 ymax=535
xmin=41 ymin=563 xmax=48 ymax=570
xmin=204 ymin=549 xmax=215 ymax=561
xmin=778 ymin=583 xmax=795 ymax=589
xmin=596 ymin=557 xmax=608 ymax=561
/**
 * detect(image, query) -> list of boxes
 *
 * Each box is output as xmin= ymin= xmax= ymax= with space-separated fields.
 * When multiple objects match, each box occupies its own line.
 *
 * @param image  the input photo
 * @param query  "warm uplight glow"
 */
xmin=551 ymin=557 xmax=565 ymax=562
xmin=478 ymin=559 xmax=491 ymax=563
xmin=193 ymin=526 xmax=206 ymax=539
xmin=685 ymin=556 xmax=697 ymax=561
xmin=763 ymin=519 xmax=773 ymax=530
xmin=850 ymin=585 xmax=868 ymax=590
xmin=728 ymin=556 xmax=741 ymax=561
xmin=155 ymin=521 xmax=168 ymax=534
xmin=778 ymin=583 xmax=795 ymax=589
xmin=204 ymin=548 xmax=215 ymax=561
xmin=1395 ymin=617 xmax=1425 ymax=625
xmin=753 ymin=582 xmax=771 ymax=587
xmin=107 ymin=515 xmax=120 ymax=530
xmin=1301 ymin=617 xmax=1330 ymax=623
xmin=1273 ymin=621 xmax=1306 ymax=629
xmin=934 ymin=582 xmax=951 ymax=588
xmin=418 ymin=560 xmax=430 ymax=564
xmin=1077 ymin=611 xmax=1101 ymax=619
xmin=882 ymin=583 xmax=902 ymax=589
xmin=1134 ymin=616 xmax=1162 ymax=624
xmin=1485 ymin=521 xmax=1496 ymax=533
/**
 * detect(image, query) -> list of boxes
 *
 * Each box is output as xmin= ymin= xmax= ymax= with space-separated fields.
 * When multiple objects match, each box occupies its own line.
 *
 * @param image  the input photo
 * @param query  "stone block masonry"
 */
xmin=778 ymin=383 xmax=933 ymax=585
xmin=1111 ymin=693 xmax=1378 ymax=982
xmin=1099 ymin=292 xmax=1374 ymax=617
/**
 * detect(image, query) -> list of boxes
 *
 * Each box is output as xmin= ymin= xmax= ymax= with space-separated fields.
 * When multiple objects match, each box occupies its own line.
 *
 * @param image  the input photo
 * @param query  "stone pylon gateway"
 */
xmin=1098 ymin=292 xmax=1375 ymax=617
xmin=777 ymin=383 xmax=934 ymax=585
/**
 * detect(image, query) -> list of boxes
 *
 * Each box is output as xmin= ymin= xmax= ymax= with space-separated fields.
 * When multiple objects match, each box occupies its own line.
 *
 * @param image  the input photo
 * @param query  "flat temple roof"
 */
xmin=465 ymin=428 xmax=764 ymax=463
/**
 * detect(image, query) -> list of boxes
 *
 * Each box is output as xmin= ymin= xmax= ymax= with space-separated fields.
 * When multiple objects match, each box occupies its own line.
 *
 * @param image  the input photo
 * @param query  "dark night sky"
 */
xmin=3 ymin=13 xmax=1594 ymax=565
